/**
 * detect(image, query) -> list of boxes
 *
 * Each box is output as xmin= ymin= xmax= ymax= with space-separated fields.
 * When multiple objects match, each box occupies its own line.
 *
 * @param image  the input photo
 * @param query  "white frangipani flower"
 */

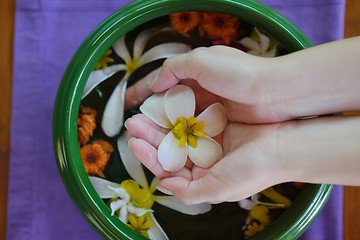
xmin=82 ymin=27 xmax=191 ymax=137
xmin=239 ymin=27 xmax=278 ymax=57
xmin=140 ymin=85 xmax=227 ymax=172
xmin=89 ymin=133 xmax=211 ymax=240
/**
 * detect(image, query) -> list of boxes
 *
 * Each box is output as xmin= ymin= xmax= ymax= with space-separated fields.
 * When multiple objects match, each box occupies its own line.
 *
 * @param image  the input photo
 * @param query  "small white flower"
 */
xmin=89 ymin=177 xmax=151 ymax=223
xmin=140 ymin=85 xmax=227 ymax=172
xmin=82 ymin=27 xmax=191 ymax=137
xmin=239 ymin=27 xmax=278 ymax=57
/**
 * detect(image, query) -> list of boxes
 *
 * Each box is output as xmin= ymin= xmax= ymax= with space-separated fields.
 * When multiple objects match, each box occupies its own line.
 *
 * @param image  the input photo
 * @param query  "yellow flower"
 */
xmin=94 ymin=49 xmax=114 ymax=70
xmin=244 ymin=222 xmax=266 ymax=238
xmin=172 ymin=116 xmax=206 ymax=148
xmin=249 ymin=205 xmax=270 ymax=226
xmin=260 ymin=187 xmax=292 ymax=208
xmin=127 ymin=213 xmax=153 ymax=238
xmin=120 ymin=179 xmax=156 ymax=210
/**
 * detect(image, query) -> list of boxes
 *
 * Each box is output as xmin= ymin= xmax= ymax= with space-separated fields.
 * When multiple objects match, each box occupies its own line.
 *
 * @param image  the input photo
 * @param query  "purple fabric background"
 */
xmin=7 ymin=0 xmax=345 ymax=239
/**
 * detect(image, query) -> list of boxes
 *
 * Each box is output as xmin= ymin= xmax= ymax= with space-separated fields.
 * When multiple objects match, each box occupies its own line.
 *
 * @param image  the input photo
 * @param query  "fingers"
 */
xmin=126 ymin=114 xmax=193 ymax=181
xmin=128 ymin=135 xmax=193 ymax=184
xmin=148 ymin=47 xmax=212 ymax=92
xmin=158 ymin=170 xmax=231 ymax=205
xmin=125 ymin=114 xmax=167 ymax=148
xmin=128 ymin=137 xmax=170 ymax=179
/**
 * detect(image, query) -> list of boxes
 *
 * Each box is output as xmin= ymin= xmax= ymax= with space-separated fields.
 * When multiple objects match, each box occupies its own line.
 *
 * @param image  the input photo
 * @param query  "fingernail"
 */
xmin=157 ymin=185 xmax=173 ymax=195
xmin=127 ymin=137 xmax=136 ymax=145
xmin=147 ymin=73 xmax=159 ymax=89
xmin=124 ymin=118 xmax=130 ymax=129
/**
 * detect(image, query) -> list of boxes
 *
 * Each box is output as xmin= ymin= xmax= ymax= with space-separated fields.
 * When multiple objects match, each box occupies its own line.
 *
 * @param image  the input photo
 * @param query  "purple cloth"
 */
xmin=7 ymin=0 xmax=345 ymax=239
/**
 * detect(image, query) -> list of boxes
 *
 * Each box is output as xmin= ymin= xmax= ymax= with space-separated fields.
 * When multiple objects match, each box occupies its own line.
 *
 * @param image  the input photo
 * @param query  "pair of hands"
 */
xmin=125 ymin=37 xmax=360 ymax=204
xmin=124 ymin=46 xmax=290 ymax=204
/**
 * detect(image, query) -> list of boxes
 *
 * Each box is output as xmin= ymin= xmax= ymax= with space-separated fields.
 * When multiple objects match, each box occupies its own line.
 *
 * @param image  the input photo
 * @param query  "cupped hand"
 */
xmin=125 ymin=113 xmax=289 ymax=204
xmin=125 ymin=46 xmax=289 ymax=124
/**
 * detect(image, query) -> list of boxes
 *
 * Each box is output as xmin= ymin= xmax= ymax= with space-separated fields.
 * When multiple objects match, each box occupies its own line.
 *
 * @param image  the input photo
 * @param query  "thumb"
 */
xmin=147 ymin=51 xmax=202 ymax=92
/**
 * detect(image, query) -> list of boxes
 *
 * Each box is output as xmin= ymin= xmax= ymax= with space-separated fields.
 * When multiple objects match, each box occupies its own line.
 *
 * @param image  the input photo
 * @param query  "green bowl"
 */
xmin=53 ymin=0 xmax=333 ymax=239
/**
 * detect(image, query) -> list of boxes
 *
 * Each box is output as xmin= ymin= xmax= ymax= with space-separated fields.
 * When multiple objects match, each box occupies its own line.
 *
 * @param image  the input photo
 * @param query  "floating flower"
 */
xmin=89 ymin=133 xmax=211 ymax=239
xmin=199 ymin=12 xmax=240 ymax=45
xmin=127 ymin=213 xmax=153 ymax=238
xmin=239 ymin=187 xmax=292 ymax=236
xmin=82 ymin=27 xmax=191 ymax=137
xmin=94 ymin=49 xmax=114 ymax=70
xmin=244 ymin=221 xmax=266 ymax=238
xmin=78 ymin=105 xmax=97 ymax=145
xmin=239 ymin=27 xmax=278 ymax=57
xmin=140 ymin=85 xmax=227 ymax=172
xmin=80 ymin=140 xmax=113 ymax=177
xmin=170 ymin=12 xmax=200 ymax=37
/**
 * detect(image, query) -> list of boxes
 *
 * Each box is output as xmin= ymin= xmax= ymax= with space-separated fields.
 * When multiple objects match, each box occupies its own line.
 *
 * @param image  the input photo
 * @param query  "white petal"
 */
xmin=155 ymin=195 xmax=211 ymax=215
xmin=263 ymin=43 xmax=278 ymax=58
xmin=119 ymin=204 xmax=128 ymax=223
xmin=188 ymin=136 xmax=222 ymax=168
xmin=238 ymin=198 xmax=255 ymax=211
xmin=112 ymin=36 xmax=132 ymax=63
xmin=108 ymin=186 xmax=130 ymax=202
xmin=110 ymin=199 xmax=126 ymax=216
xmin=247 ymin=50 xmax=262 ymax=56
xmin=147 ymin=212 xmax=169 ymax=240
xmin=140 ymin=43 xmax=190 ymax=66
xmin=239 ymin=37 xmax=261 ymax=52
xmin=255 ymin=27 xmax=270 ymax=53
xmin=197 ymin=103 xmax=227 ymax=137
xmin=102 ymin=76 xmax=128 ymax=137
xmin=139 ymin=93 xmax=169 ymax=128
xmin=133 ymin=28 xmax=162 ymax=59
xmin=150 ymin=177 xmax=160 ymax=192
xmin=89 ymin=176 xmax=120 ymax=198
xmin=133 ymin=27 xmax=174 ymax=60
xmin=158 ymin=132 xmax=187 ymax=172
xmin=164 ymin=85 xmax=195 ymax=125
xmin=82 ymin=64 xmax=126 ymax=99
xmin=127 ymin=204 xmax=152 ymax=217
xmin=251 ymin=193 xmax=260 ymax=202
xmin=117 ymin=133 xmax=149 ymax=188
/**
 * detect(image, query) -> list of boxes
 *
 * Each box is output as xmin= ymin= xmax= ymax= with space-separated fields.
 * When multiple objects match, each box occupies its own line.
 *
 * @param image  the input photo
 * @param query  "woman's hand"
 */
xmin=125 ymin=46 xmax=289 ymax=124
xmin=125 ymin=114 xmax=287 ymax=204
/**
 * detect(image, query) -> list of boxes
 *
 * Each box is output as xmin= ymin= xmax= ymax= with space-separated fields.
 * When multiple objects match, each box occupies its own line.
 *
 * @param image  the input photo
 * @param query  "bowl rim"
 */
xmin=53 ymin=0 xmax=332 ymax=239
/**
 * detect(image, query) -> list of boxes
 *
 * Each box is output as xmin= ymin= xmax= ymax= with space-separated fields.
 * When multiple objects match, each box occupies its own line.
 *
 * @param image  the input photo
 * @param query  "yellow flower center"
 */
xmin=127 ymin=213 xmax=153 ymax=238
xmin=125 ymin=56 xmax=141 ymax=75
xmin=95 ymin=49 xmax=114 ymax=70
xmin=172 ymin=116 xmax=206 ymax=148
xmin=120 ymin=180 xmax=156 ymax=209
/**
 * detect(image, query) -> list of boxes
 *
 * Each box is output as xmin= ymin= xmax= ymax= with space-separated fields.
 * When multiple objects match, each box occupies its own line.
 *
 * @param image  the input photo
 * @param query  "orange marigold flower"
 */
xmin=80 ymin=141 xmax=113 ymax=177
xmin=170 ymin=12 xmax=200 ymax=37
xmin=78 ymin=105 xmax=97 ymax=145
xmin=92 ymin=139 xmax=114 ymax=153
xmin=199 ymin=12 xmax=240 ymax=45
